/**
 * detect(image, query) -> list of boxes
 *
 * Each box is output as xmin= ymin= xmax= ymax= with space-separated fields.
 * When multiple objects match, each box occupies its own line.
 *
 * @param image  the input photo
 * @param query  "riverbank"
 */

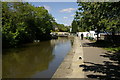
xmin=2 ymin=37 xmax=72 ymax=78
xmin=52 ymin=37 xmax=116 ymax=79
xmin=52 ymin=37 xmax=84 ymax=78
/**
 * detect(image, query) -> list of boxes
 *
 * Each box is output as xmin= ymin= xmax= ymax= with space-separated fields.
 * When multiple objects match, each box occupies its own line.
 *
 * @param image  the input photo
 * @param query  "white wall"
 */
xmin=77 ymin=31 xmax=101 ymax=39
xmin=77 ymin=32 xmax=89 ymax=37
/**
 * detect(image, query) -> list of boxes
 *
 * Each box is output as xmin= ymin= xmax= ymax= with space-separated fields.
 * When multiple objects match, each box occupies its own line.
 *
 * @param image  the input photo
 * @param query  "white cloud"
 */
xmin=60 ymin=8 xmax=76 ymax=13
xmin=63 ymin=17 xmax=68 ymax=19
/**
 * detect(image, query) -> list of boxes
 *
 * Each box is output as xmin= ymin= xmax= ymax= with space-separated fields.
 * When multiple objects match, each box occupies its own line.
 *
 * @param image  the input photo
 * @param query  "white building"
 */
xmin=77 ymin=32 xmax=89 ymax=37
xmin=77 ymin=31 xmax=100 ymax=40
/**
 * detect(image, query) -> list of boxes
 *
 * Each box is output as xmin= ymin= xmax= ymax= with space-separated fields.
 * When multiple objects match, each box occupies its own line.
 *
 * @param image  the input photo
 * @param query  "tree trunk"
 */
xmin=111 ymin=28 xmax=115 ymax=45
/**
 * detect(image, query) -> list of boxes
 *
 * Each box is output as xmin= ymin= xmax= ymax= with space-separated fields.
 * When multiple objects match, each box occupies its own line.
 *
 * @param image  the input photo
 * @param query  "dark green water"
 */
xmin=2 ymin=37 xmax=73 ymax=78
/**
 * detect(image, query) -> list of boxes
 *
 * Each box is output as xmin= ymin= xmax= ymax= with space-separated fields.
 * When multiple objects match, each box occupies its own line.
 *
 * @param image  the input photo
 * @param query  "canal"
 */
xmin=2 ymin=37 xmax=73 ymax=78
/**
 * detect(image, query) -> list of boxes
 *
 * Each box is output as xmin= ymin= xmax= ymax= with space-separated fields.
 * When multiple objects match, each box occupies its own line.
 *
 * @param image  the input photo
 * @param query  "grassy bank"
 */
xmin=104 ymin=47 xmax=120 ymax=52
xmin=87 ymin=39 xmax=120 ymax=52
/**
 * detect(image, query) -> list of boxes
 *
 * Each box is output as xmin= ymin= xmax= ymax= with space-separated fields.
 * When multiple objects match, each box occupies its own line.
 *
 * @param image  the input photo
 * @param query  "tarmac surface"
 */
xmin=52 ymin=37 xmax=84 ymax=78
xmin=80 ymin=39 xmax=109 ymax=78
xmin=52 ymin=37 xmax=110 ymax=79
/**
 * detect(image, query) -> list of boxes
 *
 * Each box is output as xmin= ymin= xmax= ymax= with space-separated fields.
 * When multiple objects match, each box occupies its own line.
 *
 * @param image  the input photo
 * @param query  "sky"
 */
xmin=29 ymin=2 xmax=79 ymax=26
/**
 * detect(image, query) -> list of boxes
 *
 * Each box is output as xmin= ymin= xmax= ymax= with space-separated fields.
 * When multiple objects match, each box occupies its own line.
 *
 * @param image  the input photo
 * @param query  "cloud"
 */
xmin=63 ymin=17 xmax=68 ymax=19
xmin=60 ymin=8 xmax=76 ymax=13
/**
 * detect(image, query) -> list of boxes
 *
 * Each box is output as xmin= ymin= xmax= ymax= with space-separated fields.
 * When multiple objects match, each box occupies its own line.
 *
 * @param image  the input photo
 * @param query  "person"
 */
xmin=81 ymin=33 xmax=84 ymax=40
xmin=77 ymin=33 xmax=78 ymax=37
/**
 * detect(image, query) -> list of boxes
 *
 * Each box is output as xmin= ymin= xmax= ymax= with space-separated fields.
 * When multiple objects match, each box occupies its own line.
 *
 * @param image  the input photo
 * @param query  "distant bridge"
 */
xmin=50 ymin=32 xmax=70 ymax=37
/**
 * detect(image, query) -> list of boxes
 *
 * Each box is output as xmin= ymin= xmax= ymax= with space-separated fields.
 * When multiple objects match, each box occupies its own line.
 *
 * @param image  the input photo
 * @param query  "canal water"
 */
xmin=2 ymin=37 xmax=73 ymax=78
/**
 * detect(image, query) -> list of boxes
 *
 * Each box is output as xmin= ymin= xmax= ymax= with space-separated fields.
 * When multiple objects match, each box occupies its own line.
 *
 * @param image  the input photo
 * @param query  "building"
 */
xmin=77 ymin=31 xmax=100 ymax=40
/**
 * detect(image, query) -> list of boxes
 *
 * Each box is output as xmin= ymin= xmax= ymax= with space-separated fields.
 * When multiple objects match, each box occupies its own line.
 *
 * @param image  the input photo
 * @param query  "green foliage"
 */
xmin=2 ymin=2 xmax=54 ymax=48
xmin=73 ymin=2 xmax=120 ymax=40
xmin=105 ymin=47 xmax=120 ymax=52
xmin=71 ymin=20 xmax=78 ymax=33
xmin=52 ymin=22 xmax=70 ymax=32
xmin=57 ymin=24 xmax=69 ymax=32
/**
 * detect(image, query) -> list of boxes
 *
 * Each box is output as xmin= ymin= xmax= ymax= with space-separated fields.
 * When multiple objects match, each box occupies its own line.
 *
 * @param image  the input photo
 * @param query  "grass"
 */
xmin=105 ymin=47 xmax=120 ymax=52
xmin=87 ymin=39 xmax=120 ymax=52
xmin=95 ymin=40 xmax=120 ymax=52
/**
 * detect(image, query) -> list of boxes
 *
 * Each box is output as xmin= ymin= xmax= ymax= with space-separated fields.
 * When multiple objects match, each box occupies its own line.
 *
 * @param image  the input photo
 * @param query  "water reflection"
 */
xmin=3 ymin=37 xmax=72 ymax=78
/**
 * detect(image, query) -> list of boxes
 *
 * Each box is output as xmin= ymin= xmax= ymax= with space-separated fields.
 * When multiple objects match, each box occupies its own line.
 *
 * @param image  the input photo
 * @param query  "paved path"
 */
xmin=81 ymin=39 xmax=109 ymax=64
xmin=80 ymin=39 xmax=110 ymax=78
xmin=52 ymin=37 xmax=110 ymax=78
xmin=52 ymin=37 xmax=84 ymax=78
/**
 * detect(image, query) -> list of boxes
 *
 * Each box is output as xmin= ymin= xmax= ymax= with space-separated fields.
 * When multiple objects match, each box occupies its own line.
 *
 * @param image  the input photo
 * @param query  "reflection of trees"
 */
xmin=50 ymin=37 xmax=71 ymax=46
xmin=80 ymin=51 xmax=120 ymax=80
xmin=3 ymin=41 xmax=54 ymax=78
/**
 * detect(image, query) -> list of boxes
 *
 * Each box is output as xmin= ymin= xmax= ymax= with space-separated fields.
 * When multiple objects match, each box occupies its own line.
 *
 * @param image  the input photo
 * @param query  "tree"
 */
xmin=2 ymin=2 xmax=54 ymax=48
xmin=71 ymin=20 xmax=78 ymax=33
xmin=74 ymin=2 xmax=120 ymax=41
xmin=57 ymin=24 xmax=69 ymax=32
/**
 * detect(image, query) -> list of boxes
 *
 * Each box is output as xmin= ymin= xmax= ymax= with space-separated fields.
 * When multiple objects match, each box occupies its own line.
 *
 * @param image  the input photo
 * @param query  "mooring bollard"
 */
xmin=79 ymin=56 xmax=82 ymax=59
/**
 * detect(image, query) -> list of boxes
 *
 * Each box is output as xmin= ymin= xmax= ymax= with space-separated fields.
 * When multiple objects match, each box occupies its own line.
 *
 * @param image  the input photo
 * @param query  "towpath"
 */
xmin=80 ymin=39 xmax=109 ymax=78
xmin=52 ymin=37 xmax=110 ymax=79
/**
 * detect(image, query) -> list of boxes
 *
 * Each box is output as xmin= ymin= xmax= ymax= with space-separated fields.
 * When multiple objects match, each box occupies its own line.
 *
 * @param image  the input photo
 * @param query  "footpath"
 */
xmin=52 ymin=37 xmax=84 ymax=78
xmin=80 ymin=39 xmax=109 ymax=78
xmin=52 ymin=37 xmax=109 ymax=78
